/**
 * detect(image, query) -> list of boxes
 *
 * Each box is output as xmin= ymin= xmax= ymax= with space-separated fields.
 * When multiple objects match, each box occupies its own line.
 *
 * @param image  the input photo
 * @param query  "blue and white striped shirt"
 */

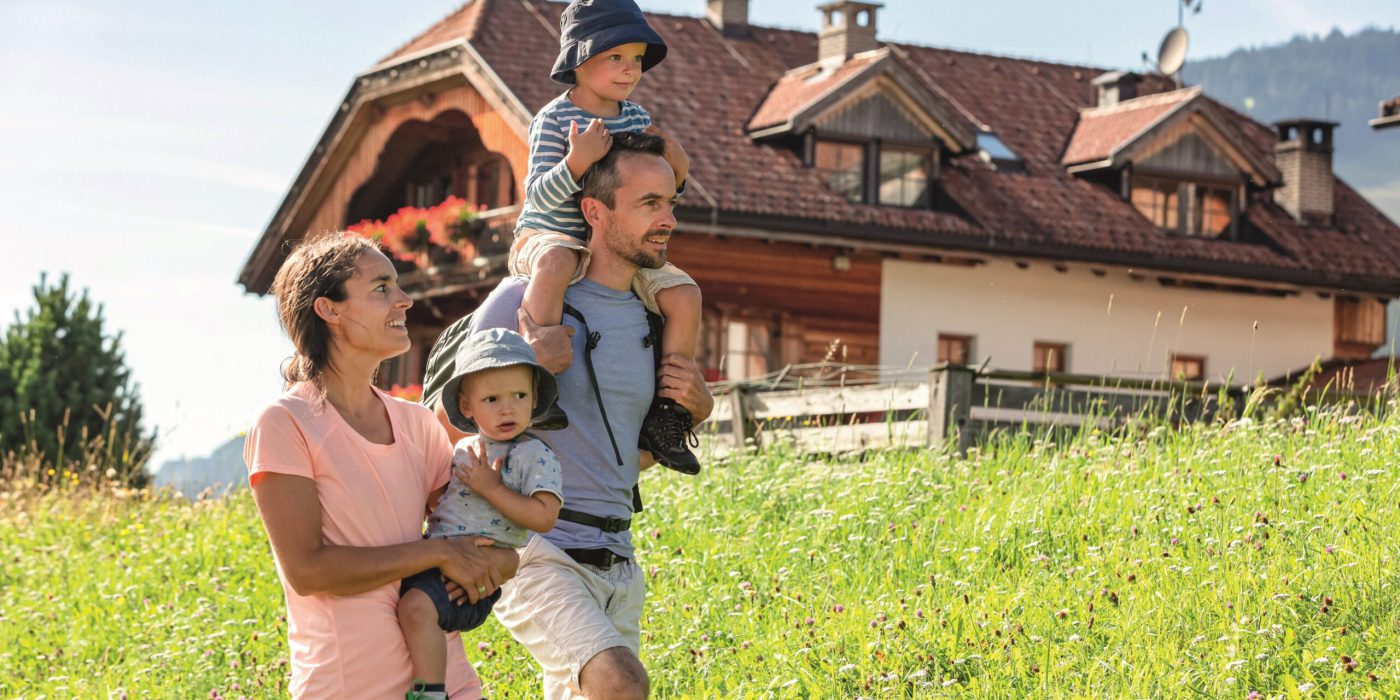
xmin=515 ymin=92 xmax=652 ymax=239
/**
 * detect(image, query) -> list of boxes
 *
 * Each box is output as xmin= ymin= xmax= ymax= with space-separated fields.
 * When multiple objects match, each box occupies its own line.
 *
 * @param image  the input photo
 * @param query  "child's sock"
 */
xmin=406 ymin=681 xmax=447 ymax=700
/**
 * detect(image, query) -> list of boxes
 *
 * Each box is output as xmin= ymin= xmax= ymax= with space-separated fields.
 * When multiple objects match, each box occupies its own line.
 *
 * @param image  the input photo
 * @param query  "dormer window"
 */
xmin=1062 ymin=88 xmax=1278 ymax=238
xmin=813 ymin=138 xmax=933 ymax=208
xmin=1130 ymin=175 xmax=1235 ymax=237
xmin=814 ymin=140 xmax=864 ymax=203
xmin=878 ymin=147 xmax=932 ymax=208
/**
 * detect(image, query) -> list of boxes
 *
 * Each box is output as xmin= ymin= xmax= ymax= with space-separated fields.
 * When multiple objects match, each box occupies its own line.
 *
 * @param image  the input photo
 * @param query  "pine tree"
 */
xmin=0 ymin=274 xmax=153 ymax=486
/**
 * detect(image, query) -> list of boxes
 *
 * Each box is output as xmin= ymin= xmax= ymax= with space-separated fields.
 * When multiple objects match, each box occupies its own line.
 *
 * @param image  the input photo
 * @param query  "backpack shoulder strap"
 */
xmin=559 ymin=302 xmax=646 ymax=514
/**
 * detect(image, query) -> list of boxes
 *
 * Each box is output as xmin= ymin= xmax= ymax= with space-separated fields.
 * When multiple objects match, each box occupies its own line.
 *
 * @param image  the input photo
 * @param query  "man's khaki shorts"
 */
xmin=493 ymin=535 xmax=645 ymax=699
xmin=510 ymin=227 xmax=696 ymax=316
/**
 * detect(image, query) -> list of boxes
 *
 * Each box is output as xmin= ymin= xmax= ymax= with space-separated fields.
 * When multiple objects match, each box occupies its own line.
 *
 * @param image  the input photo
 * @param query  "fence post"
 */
xmin=728 ymin=385 xmax=756 ymax=452
xmin=928 ymin=363 xmax=974 ymax=455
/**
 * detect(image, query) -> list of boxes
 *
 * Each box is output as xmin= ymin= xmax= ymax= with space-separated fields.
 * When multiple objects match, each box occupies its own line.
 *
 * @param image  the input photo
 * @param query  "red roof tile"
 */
xmin=378 ymin=0 xmax=487 ymax=66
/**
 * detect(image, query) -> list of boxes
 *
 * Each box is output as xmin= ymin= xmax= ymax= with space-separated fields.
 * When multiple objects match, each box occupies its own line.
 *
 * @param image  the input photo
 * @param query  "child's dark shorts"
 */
xmin=400 ymin=568 xmax=501 ymax=632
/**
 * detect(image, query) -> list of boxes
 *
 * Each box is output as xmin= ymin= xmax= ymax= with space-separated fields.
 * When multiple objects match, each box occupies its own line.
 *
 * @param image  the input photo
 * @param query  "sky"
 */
xmin=2 ymin=0 xmax=1399 ymax=470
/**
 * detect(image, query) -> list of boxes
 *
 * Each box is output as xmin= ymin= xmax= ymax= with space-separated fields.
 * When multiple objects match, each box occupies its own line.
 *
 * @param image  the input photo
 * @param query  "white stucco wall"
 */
xmin=880 ymin=258 xmax=1334 ymax=382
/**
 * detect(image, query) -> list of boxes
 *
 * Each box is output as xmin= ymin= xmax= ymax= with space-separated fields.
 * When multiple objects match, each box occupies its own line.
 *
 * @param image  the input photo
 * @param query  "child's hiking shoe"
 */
xmin=638 ymin=397 xmax=700 ymax=475
xmin=533 ymin=401 xmax=569 ymax=431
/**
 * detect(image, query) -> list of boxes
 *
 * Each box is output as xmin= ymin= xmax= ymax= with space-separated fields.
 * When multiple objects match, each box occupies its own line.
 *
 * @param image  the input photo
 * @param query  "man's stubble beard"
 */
xmin=603 ymin=222 xmax=667 ymax=271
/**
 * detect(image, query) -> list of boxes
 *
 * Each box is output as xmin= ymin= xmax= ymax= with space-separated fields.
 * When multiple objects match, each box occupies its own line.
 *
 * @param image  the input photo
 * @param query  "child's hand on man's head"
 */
xmin=645 ymin=124 xmax=689 ymax=187
xmin=565 ymin=118 xmax=612 ymax=180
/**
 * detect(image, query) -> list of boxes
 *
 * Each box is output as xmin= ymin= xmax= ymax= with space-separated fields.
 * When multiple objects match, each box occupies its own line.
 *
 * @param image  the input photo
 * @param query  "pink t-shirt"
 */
xmin=244 ymin=382 xmax=482 ymax=699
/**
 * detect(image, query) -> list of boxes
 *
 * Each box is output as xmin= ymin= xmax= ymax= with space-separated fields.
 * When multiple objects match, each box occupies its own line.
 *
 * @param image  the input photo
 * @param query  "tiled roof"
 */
xmin=1061 ymin=88 xmax=1198 ymax=166
xmin=362 ymin=0 xmax=1400 ymax=293
xmin=378 ymin=1 xmax=488 ymax=66
xmin=747 ymin=54 xmax=883 ymax=132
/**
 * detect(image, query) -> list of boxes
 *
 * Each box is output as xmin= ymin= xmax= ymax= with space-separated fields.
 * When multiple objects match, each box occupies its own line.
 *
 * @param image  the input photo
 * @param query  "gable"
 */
xmin=747 ymin=50 xmax=975 ymax=150
xmin=1126 ymin=110 xmax=1275 ymax=184
xmin=1137 ymin=130 xmax=1238 ymax=179
xmin=816 ymin=90 xmax=932 ymax=143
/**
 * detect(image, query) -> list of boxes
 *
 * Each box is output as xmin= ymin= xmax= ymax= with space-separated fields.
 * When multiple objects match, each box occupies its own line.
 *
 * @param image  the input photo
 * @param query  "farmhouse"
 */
xmin=239 ymin=0 xmax=1400 ymax=389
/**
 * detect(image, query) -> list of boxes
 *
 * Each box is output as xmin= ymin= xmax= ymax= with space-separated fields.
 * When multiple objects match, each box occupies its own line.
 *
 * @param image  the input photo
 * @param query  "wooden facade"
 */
xmin=302 ymin=81 xmax=527 ymax=240
xmin=1334 ymin=295 xmax=1389 ymax=359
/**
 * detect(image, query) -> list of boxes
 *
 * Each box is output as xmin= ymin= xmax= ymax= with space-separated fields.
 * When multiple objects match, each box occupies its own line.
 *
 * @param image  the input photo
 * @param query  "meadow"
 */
xmin=2 ymin=406 xmax=1398 ymax=698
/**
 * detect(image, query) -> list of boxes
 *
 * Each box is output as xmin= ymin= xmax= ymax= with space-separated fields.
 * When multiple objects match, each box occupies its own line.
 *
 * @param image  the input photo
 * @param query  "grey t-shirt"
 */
xmin=468 ymin=276 xmax=653 ymax=558
xmin=425 ymin=434 xmax=563 ymax=548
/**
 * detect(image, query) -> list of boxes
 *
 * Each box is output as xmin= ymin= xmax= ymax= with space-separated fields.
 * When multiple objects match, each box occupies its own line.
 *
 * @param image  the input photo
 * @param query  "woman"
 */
xmin=244 ymin=234 xmax=517 ymax=698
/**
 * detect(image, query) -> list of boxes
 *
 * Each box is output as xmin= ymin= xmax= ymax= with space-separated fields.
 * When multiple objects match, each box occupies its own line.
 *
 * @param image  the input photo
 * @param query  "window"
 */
xmin=725 ymin=320 xmax=771 ymax=380
xmin=1131 ymin=176 xmax=1234 ymax=236
xmin=1033 ymin=342 xmax=1068 ymax=374
xmin=1170 ymin=354 xmax=1205 ymax=381
xmin=879 ymin=148 xmax=932 ymax=208
xmin=1195 ymin=185 xmax=1233 ymax=237
xmin=471 ymin=157 xmax=514 ymax=211
xmin=976 ymin=130 xmax=1021 ymax=167
xmin=814 ymin=139 xmax=937 ymax=208
xmin=937 ymin=334 xmax=973 ymax=365
xmin=1131 ymin=177 xmax=1179 ymax=230
xmin=409 ymin=175 xmax=452 ymax=208
xmin=814 ymin=141 xmax=864 ymax=203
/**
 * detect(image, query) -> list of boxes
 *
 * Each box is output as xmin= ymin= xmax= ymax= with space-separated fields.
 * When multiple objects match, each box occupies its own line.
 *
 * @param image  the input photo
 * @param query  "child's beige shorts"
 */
xmin=510 ymin=227 xmax=696 ymax=315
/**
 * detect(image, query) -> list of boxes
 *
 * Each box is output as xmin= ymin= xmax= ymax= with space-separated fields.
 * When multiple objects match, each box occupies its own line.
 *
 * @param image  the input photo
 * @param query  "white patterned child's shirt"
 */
xmin=425 ymin=434 xmax=563 ymax=548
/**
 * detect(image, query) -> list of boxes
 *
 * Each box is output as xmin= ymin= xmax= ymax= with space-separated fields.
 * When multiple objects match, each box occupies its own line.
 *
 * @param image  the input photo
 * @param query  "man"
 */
xmin=437 ymin=131 xmax=712 ymax=699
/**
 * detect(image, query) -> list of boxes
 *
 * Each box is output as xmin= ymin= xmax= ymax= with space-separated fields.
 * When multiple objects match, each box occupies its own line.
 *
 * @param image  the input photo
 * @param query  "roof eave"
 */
xmin=1371 ymin=114 xmax=1400 ymax=130
xmin=1064 ymin=158 xmax=1114 ymax=174
xmin=239 ymin=38 xmax=532 ymax=295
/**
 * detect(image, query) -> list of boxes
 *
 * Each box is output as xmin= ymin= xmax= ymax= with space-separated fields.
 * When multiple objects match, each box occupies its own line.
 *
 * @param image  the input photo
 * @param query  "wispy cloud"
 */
xmin=101 ymin=150 xmax=291 ymax=194
xmin=5 ymin=145 xmax=291 ymax=194
xmin=114 ymin=215 xmax=261 ymax=240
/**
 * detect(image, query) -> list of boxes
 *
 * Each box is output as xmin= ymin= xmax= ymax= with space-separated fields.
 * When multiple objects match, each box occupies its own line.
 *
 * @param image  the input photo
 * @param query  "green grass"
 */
xmin=3 ymin=407 xmax=1399 ymax=698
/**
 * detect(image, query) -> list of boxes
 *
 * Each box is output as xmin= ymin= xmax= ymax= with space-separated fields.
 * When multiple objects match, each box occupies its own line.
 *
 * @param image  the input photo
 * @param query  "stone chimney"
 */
xmin=1272 ymin=118 xmax=1338 ymax=224
xmin=1091 ymin=71 xmax=1140 ymax=107
xmin=818 ymin=1 xmax=882 ymax=65
xmin=706 ymin=0 xmax=750 ymax=38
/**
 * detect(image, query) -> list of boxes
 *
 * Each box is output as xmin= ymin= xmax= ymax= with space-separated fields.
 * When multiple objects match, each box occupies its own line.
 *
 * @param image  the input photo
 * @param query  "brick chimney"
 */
xmin=1272 ymin=119 xmax=1338 ymax=224
xmin=817 ymin=1 xmax=882 ymax=65
xmin=1091 ymin=71 xmax=1140 ymax=107
xmin=706 ymin=0 xmax=750 ymax=38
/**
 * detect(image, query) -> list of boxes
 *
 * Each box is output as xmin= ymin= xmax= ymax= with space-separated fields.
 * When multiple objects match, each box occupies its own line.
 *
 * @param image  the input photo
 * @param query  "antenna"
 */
xmin=1157 ymin=26 xmax=1189 ymax=86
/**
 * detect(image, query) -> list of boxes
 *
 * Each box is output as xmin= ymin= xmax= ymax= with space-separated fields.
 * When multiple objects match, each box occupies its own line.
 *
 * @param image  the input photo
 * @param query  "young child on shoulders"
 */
xmin=510 ymin=0 xmax=702 ymax=475
xmin=397 ymin=328 xmax=564 ymax=700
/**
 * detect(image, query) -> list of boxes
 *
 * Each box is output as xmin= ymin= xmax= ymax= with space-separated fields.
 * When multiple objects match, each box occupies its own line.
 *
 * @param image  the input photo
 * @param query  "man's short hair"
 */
xmin=579 ymin=131 xmax=668 ymax=209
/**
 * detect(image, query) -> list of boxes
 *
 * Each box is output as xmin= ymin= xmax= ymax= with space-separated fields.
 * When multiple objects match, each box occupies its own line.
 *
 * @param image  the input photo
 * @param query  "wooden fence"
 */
xmin=696 ymin=363 xmax=1251 ymax=457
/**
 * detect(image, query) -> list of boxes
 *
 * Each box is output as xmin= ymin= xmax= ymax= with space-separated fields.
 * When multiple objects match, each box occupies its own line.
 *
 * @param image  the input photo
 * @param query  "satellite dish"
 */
xmin=1157 ymin=26 xmax=1189 ymax=77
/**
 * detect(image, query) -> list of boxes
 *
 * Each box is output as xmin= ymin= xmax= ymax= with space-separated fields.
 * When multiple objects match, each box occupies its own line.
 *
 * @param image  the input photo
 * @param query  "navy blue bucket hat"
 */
xmin=551 ymin=0 xmax=668 ymax=85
